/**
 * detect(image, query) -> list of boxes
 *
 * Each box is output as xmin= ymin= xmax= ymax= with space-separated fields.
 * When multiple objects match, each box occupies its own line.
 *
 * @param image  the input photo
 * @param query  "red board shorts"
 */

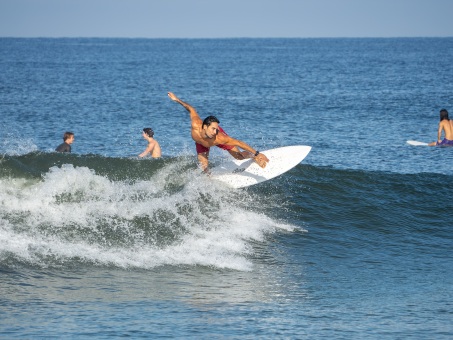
xmin=195 ymin=126 xmax=235 ymax=154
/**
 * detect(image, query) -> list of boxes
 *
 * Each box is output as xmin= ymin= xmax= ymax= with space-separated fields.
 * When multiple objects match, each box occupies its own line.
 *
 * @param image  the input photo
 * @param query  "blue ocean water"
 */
xmin=1 ymin=38 xmax=452 ymax=338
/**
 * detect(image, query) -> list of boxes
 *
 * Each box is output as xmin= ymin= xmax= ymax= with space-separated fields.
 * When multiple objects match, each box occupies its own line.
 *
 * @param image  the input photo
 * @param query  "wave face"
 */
xmin=2 ymin=152 xmax=451 ymax=272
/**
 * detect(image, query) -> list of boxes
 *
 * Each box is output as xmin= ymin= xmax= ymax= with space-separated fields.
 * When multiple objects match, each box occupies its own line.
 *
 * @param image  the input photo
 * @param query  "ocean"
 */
xmin=1 ymin=37 xmax=452 ymax=338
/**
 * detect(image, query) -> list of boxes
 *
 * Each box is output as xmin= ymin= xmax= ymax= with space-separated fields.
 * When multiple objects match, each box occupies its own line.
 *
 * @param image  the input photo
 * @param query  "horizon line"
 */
xmin=2 ymin=35 xmax=453 ymax=39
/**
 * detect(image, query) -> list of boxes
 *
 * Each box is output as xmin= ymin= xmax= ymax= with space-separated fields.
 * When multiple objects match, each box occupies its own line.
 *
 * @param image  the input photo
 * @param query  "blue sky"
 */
xmin=1 ymin=0 xmax=452 ymax=38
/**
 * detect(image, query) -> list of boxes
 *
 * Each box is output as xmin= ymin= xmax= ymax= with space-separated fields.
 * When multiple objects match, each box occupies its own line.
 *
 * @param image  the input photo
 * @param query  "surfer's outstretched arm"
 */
xmin=168 ymin=92 xmax=201 ymax=122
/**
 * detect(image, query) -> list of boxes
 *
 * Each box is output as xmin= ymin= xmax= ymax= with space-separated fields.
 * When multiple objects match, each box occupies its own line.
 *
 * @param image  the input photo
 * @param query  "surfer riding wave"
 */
xmin=168 ymin=92 xmax=269 ymax=171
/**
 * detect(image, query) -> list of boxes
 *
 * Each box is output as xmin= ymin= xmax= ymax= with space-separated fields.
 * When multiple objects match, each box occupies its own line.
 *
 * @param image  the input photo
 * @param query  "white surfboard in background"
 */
xmin=407 ymin=140 xmax=429 ymax=146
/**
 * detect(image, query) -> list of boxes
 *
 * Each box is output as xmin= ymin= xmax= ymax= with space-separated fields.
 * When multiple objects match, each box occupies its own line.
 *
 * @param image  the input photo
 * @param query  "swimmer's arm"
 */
xmin=168 ymin=92 xmax=201 ymax=122
xmin=139 ymin=142 xmax=155 ymax=158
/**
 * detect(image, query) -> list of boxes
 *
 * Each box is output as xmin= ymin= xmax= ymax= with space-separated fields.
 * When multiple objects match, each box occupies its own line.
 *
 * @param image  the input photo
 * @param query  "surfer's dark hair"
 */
xmin=440 ymin=109 xmax=449 ymax=121
xmin=143 ymin=128 xmax=154 ymax=137
xmin=63 ymin=131 xmax=74 ymax=141
xmin=202 ymin=116 xmax=220 ymax=127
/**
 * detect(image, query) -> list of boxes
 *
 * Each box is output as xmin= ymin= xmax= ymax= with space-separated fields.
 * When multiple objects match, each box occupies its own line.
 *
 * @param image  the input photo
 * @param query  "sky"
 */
xmin=1 ymin=0 xmax=453 ymax=38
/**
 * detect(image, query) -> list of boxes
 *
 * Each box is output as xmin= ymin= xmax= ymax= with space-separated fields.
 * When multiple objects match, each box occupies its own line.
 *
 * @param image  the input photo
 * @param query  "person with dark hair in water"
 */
xmin=167 ymin=92 xmax=269 ymax=171
xmin=428 ymin=109 xmax=453 ymax=146
xmin=55 ymin=131 xmax=74 ymax=152
xmin=139 ymin=128 xmax=161 ymax=158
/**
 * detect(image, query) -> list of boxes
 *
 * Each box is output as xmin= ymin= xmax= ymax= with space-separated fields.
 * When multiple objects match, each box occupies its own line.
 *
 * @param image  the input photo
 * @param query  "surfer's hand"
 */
xmin=168 ymin=92 xmax=178 ymax=102
xmin=254 ymin=153 xmax=269 ymax=168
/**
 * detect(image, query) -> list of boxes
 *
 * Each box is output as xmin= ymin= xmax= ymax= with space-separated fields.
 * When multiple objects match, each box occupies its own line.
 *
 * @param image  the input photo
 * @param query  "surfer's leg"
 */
xmin=195 ymin=143 xmax=211 ymax=171
xmin=197 ymin=151 xmax=209 ymax=171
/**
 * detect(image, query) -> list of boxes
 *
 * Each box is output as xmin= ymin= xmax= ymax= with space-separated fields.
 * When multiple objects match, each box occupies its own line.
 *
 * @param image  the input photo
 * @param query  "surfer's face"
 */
xmin=204 ymin=122 xmax=219 ymax=139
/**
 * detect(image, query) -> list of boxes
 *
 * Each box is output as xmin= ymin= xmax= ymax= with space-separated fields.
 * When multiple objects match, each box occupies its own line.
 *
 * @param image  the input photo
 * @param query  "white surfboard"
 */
xmin=211 ymin=145 xmax=311 ymax=188
xmin=407 ymin=140 xmax=429 ymax=146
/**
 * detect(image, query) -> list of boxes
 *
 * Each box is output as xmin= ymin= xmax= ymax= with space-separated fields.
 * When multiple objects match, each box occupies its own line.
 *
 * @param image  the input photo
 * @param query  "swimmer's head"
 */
xmin=143 ymin=128 xmax=154 ymax=137
xmin=63 ymin=131 xmax=74 ymax=142
xmin=440 ymin=109 xmax=449 ymax=121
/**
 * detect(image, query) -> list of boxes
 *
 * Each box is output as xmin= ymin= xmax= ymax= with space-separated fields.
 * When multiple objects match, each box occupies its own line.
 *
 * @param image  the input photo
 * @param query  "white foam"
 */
xmin=0 ymin=133 xmax=38 ymax=155
xmin=0 ymin=163 xmax=299 ymax=271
